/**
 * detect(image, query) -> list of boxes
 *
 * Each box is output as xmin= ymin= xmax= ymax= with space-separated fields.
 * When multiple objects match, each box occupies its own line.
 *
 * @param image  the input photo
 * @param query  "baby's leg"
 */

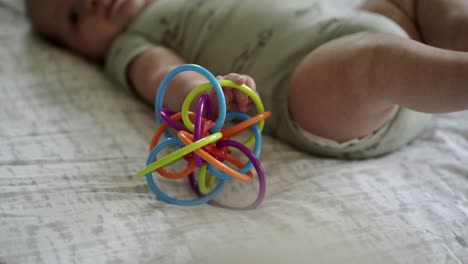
xmin=288 ymin=33 xmax=468 ymax=142
xmin=361 ymin=0 xmax=468 ymax=51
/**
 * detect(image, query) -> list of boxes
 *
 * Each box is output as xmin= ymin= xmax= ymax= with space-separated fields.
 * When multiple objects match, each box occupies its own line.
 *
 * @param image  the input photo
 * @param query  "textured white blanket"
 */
xmin=1 ymin=1 xmax=467 ymax=263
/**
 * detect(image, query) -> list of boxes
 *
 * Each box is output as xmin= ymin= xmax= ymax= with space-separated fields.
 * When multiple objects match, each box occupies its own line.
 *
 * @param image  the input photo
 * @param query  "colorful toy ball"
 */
xmin=137 ymin=64 xmax=271 ymax=210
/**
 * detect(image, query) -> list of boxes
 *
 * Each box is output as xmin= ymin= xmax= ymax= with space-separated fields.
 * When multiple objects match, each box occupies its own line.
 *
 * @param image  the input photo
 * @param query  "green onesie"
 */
xmin=106 ymin=0 xmax=431 ymax=158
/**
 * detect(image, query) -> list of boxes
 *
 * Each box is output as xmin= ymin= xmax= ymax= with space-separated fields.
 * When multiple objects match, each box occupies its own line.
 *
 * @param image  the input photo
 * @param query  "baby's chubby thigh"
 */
xmin=259 ymin=12 xmax=430 ymax=158
xmin=286 ymin=41 xmax=398 ymax=155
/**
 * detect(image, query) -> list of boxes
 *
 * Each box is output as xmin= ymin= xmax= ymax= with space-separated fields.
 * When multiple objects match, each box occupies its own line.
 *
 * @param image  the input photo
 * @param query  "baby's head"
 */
xmin=26 ymin=0 xmax=152 ymax=60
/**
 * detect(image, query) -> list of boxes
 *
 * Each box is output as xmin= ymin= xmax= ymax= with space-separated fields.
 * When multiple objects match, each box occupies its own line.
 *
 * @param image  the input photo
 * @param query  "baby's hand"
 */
xmin=213 ymin=73 xmax=257 ymax=113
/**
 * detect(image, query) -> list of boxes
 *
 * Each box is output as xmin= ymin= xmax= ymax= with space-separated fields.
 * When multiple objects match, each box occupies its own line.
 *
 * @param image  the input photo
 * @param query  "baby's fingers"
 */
xmin=234 ymin=89 xmax=250 ymax=112
xmin=243 ymin=75 xmax=256 ymax=91
xmin=216 ymin=75 xmax=235 ymax=103
xmin=217 ymin=74 xmax=257 ymax=112
xmin=223 ymin=73 xmax=246 ymax=85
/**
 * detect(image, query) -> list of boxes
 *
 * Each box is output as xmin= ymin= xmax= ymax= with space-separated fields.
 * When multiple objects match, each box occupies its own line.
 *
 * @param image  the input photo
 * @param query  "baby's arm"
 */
xmin=127 ymin=46 xmax=255 ymax=112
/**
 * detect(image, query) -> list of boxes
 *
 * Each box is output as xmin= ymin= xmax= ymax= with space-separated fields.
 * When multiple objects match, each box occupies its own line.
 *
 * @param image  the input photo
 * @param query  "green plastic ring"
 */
xmin=181 ymin=80 xmax=265 ymax=147
xmin=137 ymin=132 xmax=222 ymax=177
xmin=198 ymin=164 xmax=218 ymax=195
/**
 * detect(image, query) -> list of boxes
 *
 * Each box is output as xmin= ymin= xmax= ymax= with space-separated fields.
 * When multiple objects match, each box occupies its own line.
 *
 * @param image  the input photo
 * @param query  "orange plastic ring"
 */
xmin=223 ymin=111 xmax=272 ymax=139
xmin=177 ymin=131 xmax=254 ymax=182
xmin=148 ymin=112 xmax=197 ymax=179
xmin=201 ymin=153 xmax=254 ymax=193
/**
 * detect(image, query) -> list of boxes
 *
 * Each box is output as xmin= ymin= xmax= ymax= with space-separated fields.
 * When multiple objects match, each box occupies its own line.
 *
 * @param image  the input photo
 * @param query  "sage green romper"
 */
xmin=106 ymin=0 xmax=431 ymax=158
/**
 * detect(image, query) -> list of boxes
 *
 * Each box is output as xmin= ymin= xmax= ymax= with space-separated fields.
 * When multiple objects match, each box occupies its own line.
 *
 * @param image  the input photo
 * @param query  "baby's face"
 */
xmin=29 ymin=0 xmax=152 ymax=60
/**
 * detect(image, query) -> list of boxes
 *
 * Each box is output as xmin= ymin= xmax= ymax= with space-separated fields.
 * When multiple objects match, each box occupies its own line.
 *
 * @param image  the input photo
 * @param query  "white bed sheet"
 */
xmin=1 ymin=1 xmax=467 ymax=263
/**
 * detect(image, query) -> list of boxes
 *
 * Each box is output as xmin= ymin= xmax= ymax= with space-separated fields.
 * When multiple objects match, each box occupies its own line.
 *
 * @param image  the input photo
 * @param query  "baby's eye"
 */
xmin=68 ymin=8 xmax=81 ymax=27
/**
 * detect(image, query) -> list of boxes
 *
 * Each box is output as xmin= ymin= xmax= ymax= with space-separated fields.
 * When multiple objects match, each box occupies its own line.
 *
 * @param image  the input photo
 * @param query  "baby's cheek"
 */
xmin=77 ymin=21 xmax=120 ymax=59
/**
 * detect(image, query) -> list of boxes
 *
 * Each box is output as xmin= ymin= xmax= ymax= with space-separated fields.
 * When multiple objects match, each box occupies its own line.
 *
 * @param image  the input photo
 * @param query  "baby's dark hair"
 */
xmin=25 ymin=0 xmax=41 ymax=29
xmin=25 ymin=0 xmax=58 ymax=39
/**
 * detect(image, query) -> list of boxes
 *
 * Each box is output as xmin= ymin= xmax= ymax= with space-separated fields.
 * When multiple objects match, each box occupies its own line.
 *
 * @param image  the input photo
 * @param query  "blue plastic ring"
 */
xmin=207 ymin=112 xmax=263 ymax=180
xmin=154 ymin=64 xmax=227 ymax=138
xmin=145 ymin=137 xmax=227 ymax=206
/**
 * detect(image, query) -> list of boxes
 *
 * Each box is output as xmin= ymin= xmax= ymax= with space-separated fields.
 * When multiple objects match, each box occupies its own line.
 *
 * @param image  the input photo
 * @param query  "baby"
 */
xmin=26 ymin=0 xmax=468 ymax=158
